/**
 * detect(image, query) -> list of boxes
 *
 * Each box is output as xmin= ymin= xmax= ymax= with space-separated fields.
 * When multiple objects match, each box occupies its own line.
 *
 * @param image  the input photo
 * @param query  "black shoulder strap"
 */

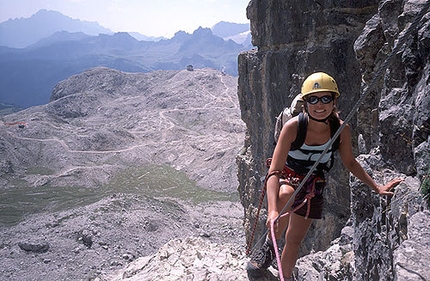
xmin=288 ymin=114 xmax=341 ymax=173
xmin=320 ymin=116 xmax=341 ymax=172
xmin=329 ymin=116 xmax=341 ymax=151
xmin=290 ymin=112 xmax=308 ymax=151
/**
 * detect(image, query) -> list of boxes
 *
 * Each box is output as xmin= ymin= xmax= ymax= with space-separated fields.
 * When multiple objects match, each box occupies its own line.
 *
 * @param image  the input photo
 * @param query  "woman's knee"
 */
xmin=279 ymin=183 xmax=294 ymax=202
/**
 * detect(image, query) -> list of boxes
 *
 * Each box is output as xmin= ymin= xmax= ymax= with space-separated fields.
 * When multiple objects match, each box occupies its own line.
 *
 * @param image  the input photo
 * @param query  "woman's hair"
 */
xmin=328 ymin=97 xmax=341 ymax=125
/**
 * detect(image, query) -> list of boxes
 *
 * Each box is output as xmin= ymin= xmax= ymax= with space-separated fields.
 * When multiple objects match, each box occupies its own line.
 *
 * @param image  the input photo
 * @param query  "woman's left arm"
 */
xmin=338 ymin=123 xmax=403 ymax=196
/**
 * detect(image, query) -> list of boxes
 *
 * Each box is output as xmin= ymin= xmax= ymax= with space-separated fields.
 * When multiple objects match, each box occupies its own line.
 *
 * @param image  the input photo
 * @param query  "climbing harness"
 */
xmin=246 ymin=160 xmax=321 ymax=255
xmin=246 ymin=2 xmax=430 ymax=280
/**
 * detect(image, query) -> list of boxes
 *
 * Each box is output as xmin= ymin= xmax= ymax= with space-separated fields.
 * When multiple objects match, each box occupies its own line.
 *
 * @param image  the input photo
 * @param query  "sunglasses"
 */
xmin=306 ymin=95 xmax=334 ymax=105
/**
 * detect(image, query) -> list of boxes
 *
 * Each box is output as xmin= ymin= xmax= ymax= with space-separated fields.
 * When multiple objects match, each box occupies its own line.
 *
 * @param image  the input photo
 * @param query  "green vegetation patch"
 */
xmin=420 ymin=165 xmax=430 ymax=206
xmin=0 ymin=185 xmax=100 ymax=226
xmin=26 ymin=166 xmax=55 ymax=175
xmin=0 ymin=165 xmax=236 ymax=226
xmin=106 ymin=164 xmax=236 ymax=203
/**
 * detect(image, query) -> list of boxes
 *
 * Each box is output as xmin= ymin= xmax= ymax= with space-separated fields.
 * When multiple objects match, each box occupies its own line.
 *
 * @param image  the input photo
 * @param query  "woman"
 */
xmin=246 ymin=72 xmax=403 ymax=280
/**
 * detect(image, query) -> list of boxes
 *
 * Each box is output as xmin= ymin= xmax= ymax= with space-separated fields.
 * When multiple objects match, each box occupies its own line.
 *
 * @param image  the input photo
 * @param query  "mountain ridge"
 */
xmin=0 ymin=9 xmax=112 ymax=48
xmin=0 ymin=9 xmax=251 ymax=48
xmin=0 ymin=10 xmax=251 ymax=109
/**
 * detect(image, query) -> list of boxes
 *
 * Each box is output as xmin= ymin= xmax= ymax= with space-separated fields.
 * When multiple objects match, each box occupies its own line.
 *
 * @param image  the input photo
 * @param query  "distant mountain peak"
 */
xmin=192 ymin=27 xmax=213 ymax=37
xmin=112 ymin=32 xmax=136 ymax=39
xmin=0 ymin=9 xmax=111 ymax=48
xmin=33 ymin=9 xmax=64 ymax=17
xmin=211 ymin=21 xmax=249 ymax=38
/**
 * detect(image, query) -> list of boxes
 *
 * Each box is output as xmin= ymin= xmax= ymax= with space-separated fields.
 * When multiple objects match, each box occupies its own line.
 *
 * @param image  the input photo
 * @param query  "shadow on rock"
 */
xmin=247 ymin=269 xmax=279 ymax=281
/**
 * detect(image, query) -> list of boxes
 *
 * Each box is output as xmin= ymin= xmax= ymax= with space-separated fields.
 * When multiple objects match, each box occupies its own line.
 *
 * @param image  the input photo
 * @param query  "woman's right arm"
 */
xmin=266 ymin=118 xmax=298 ymax=221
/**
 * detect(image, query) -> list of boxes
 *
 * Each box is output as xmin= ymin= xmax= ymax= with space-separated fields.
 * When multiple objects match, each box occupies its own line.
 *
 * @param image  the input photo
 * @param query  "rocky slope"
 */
xmin=0 ymin=67 xmax=247 ymax=280
xmin=1 ymin=67 xmax=244 ymax=194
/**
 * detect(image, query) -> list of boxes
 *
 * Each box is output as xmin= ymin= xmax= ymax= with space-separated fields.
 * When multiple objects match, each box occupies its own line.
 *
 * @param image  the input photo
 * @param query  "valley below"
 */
xmin=0 ymin=67 xmax=247 ymax=280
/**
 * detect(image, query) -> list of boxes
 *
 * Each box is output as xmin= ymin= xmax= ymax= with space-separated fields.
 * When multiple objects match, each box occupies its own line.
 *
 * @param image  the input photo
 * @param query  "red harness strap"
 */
xmin=266 ymin=158 xmax=304 ymax=180
xmin=246 ymin=158 xmax=319 ymax=255
xmin=246 ymin=169 xmax=283 ymax=255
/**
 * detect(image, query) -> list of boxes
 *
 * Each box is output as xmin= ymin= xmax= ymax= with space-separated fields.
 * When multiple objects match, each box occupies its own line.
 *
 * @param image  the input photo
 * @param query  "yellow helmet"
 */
xmin=301 ymin=72 xmax=340 ymax=98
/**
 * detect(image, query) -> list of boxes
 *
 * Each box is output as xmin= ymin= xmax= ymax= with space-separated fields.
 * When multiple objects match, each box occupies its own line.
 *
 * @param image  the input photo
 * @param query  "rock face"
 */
xmin=238 ymin=0 xmax=380 ymax=257
xmin=237 ymin=0 xmax=429 ymax=280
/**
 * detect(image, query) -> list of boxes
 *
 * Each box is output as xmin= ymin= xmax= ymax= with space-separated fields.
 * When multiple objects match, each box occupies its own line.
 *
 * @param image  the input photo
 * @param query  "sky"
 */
xmin=0 ymin=0 xmax=250 ymax=38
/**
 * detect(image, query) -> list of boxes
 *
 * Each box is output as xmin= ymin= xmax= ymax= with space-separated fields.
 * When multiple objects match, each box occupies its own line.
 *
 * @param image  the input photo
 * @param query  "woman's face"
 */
xmin=305 ymin=91 xmax=335 ymax=120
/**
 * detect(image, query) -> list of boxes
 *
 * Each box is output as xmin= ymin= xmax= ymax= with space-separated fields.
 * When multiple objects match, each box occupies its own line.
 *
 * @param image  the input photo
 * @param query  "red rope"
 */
xmin=246 ymin=169 xmax=284 ymax=255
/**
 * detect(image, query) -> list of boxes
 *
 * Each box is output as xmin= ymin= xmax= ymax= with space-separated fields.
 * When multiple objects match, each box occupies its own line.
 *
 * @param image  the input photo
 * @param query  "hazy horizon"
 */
xmin=0 ymin=0 xmax=250 ymax=38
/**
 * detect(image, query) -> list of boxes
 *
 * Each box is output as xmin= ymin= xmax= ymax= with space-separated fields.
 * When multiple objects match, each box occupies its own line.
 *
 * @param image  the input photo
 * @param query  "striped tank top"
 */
xmin=287 ymin=139 xmax=335 ymax=174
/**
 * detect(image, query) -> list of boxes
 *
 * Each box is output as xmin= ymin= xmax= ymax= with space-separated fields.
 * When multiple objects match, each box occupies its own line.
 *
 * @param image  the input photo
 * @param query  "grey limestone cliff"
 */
xmin=237 ymin=0 xmax=429 ymax=280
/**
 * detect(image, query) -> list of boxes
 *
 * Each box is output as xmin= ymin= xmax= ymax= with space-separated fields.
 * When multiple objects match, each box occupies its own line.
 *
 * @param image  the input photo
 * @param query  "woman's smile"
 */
xmin=308 ymin=103 xmax=332 ymax=119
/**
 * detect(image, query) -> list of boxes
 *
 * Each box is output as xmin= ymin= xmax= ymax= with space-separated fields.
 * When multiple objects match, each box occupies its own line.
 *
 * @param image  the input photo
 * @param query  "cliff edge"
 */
xmin=237 ymin=0 xmax=429 ymax=280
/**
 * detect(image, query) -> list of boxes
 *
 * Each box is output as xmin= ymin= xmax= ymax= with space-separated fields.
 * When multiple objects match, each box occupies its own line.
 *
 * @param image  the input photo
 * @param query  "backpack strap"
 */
xmin=290 ymin=112 xmax=308 ymax=151
xmin=328 ymin=116 xmax=341 ymax=151
xmin=322 ymin=116 xmax=341 ymax=172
